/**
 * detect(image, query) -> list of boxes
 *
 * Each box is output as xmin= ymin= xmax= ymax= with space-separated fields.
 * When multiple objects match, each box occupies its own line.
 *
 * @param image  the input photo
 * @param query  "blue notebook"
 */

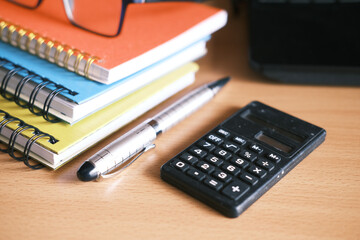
xmin=0 ymin=38 xmax=207 ymax=124
xmin=0 ymin=62 xmax=198 ymax=169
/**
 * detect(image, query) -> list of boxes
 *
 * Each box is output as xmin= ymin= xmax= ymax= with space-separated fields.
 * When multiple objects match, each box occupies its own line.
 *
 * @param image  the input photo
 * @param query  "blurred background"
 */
xmin=203 ymin=0 xmax=360 ymax=85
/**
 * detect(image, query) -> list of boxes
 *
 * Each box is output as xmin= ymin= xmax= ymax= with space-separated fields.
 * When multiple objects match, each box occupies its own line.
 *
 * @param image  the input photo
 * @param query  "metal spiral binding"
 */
xmin=54 ymin=41 xmax=64 ymax=65
xmin=28 ymin=79 xmax=55 ymax=116
xmin=0 ymin=21 xmax=7 ymax=39
xmin=26 ymin=32 xmax=36 ymax=50
xmin=0 ymin=109 xmax=58 ymax=169
xmin=42 ymin=85 xmax=75 ymax=123
xmin=84 ymin=56 xmax=99 ymax=79
xmin=23 ymin=132 xmax=56 ymax=169
xmin=8 ymin=122 xmax=34 ymax=160
xmin=17 ymin=28 xmax=27 ymax=48
xmin=14 ymin=73 xmax=38 ymax=107
xmin=35 ymin=36 xmax=45 ymax=56
xmin=64 ymin=48 xmax=74 ymax=70
xmin=45 ymin=40 xmax=54 ymax=61
xmin=0 ymin=110 xmax=21 ymax=153
xmin=74 ymin=51 xmax=86 ymax=74
xmin=0 ymin=57 xmax=78 ymax=122
xmin=0 ymin=18 xmax=100 ymax=79
xmin=1 ymin=65 xmax=24 ymax=100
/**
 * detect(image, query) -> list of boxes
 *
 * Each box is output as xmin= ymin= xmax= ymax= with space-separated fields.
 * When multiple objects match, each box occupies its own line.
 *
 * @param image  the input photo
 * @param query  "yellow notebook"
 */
xmin=0 ymin=63 xmax=198 ymax=169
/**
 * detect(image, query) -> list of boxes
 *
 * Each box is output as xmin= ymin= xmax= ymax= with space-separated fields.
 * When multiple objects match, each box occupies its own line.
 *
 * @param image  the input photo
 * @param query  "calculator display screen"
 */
xmin=241 ymin=110 xmax=304 ymax=144
xmin=255 ymin=132 xmax=293 ymax=153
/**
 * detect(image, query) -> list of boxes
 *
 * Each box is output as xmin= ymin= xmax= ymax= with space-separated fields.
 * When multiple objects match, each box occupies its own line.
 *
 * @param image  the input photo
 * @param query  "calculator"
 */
xmin=160 ymin=101 xmax=326 ymax=218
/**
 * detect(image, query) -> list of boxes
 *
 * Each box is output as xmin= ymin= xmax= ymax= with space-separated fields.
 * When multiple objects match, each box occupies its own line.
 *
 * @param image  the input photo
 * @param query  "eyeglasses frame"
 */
xmin=7 ymin=0 xmax=146 ymax=37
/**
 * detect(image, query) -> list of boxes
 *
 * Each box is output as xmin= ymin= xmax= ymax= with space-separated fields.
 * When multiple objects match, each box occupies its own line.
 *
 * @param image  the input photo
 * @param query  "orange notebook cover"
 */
xmin=0 ymin=0 xmax=227 ymax=84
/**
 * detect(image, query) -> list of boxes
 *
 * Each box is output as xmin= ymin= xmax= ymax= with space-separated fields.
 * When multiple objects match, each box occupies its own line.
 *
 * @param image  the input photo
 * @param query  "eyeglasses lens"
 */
xmin=67 ymin=0 xmax=123 ymax=37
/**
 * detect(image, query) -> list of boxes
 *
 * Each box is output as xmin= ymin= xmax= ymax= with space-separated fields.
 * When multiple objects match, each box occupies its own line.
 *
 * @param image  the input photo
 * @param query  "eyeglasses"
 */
xmin=7 ymin=0 xmax=202 ymax=37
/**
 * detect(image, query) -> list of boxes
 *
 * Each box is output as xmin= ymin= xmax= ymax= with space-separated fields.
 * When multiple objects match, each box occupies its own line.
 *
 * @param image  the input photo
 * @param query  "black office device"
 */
xmin=248 ymin=0 xmax=360 ymax=85
xmin=161 ymin=101 xmax=326 ymax=218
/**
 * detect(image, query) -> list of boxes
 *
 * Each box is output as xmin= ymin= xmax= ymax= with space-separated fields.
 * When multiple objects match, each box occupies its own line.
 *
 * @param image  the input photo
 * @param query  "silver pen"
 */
xmin=77 ymin=77 xmax=230 ymax=181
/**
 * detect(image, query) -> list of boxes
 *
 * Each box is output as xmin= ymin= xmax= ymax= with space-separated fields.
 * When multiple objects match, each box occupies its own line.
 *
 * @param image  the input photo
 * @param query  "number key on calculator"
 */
xmin=161 ymin=101 xmax=326 ymax=218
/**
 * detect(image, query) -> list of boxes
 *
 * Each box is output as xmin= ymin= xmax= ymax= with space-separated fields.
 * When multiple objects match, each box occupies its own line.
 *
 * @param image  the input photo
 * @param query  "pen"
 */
xmin=77 ymin=77 xmax=230 ymax=181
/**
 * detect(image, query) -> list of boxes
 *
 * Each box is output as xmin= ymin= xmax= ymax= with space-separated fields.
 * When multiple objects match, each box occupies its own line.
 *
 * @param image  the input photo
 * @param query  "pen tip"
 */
xmin=77 ymin=162 xmax=98 ymax=182
xmin=208 ymin=76 xmax=231 ymax=93
xmin=217 ymin=76 xmax=231 ymax=87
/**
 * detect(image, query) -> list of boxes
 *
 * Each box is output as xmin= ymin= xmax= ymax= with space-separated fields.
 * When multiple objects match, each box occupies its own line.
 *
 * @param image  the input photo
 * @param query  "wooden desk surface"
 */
xmin=1 ymin=1 xmax=359 ymax=240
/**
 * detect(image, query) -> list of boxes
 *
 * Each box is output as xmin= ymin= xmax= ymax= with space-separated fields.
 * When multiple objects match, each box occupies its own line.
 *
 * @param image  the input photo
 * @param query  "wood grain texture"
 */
xmin=0 ymin=1 xmax=359 ymax=240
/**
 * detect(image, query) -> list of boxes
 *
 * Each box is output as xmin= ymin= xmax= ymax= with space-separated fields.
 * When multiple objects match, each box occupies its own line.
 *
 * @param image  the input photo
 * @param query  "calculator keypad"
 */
xmin=167 ymin=128 xmax=283 ymax=198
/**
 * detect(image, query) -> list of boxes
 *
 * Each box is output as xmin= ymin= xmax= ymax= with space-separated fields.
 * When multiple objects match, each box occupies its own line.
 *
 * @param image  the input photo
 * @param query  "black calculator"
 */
xmin=160 ymin=101 xmax=326 ymax=218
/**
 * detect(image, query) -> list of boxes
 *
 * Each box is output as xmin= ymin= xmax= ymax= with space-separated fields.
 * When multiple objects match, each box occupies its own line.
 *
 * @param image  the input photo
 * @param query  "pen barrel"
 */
xmin=153 ymin=86 xmax=214 ymax=134
xmin=88 ymin=123 xmax=157 ymax=174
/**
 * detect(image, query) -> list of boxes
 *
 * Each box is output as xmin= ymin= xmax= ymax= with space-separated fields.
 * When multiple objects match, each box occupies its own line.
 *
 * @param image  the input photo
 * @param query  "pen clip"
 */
xmin=99 ymin=144 xmax=156 ymax=180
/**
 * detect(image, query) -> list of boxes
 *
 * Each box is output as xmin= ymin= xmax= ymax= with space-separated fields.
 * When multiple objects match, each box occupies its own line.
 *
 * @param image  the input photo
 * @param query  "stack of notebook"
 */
xmin=0 ymin=1 xmax=227 ymax=169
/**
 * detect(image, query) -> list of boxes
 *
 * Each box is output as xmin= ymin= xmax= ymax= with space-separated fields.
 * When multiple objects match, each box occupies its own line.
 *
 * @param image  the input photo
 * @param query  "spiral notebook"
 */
xmin=0 ymin=63 xmax=198 ymax=169
xmin=0 ymin=39 xmax=206 ymax=124
xmin=0 ymin=1 xmax=227 ymax=84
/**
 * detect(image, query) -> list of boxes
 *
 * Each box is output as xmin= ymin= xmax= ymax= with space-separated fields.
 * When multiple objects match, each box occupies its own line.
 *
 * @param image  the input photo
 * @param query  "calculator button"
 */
xmin=239 ymin=150 xmax=257 ymax=162
xmin=267 ymin=153 xmax=281 ymax=163
xmin=222 ymin=141 xmax=240 ymax=153
xmin=221 ymin=162 xmax=241 ymax=176
xmin=256 ymin=158 xmax=275 ymax=171
xmin=213 ymin=148 xmax=232 ymax=160
xmin=189 ymin=147 xmax=207 ymax=158
xmin=172 ymin=160 xmax=190 ymax=172
xmin=186 ymin=168 xmax=206 ymax=181
xmin=213 ymin=170 xmax=232 ymax=183
xmin=240 ymin=172 xmax=258 ymax=186
xmin=248 ymin=165 xmax=267 ymax=178
xmin=197 ymin=140 xmax=215 ymax=152
xmin=180 ymin=153 xmax=198 ymax=165
xmin=206 ymin=134 xmax=224 ymax=145
xmin=217 ymin=128 xmax=231 ymax=138
xmin=205 ymin=155 xmax=223 ymax=166
xmin=204 ymin=177 xmax=223 ymax=191
xmin=222 ymin=181 xmax=249 ymax=200
xmin=249 ymin=143 xmax=264 ymax=154
xmin=233 ymin=136 xmax=246 ymax=145
xmin=196 ymin=161 xmax=215 ymax=174
xmin=230 ymin=157 xmax=249 ymax=169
